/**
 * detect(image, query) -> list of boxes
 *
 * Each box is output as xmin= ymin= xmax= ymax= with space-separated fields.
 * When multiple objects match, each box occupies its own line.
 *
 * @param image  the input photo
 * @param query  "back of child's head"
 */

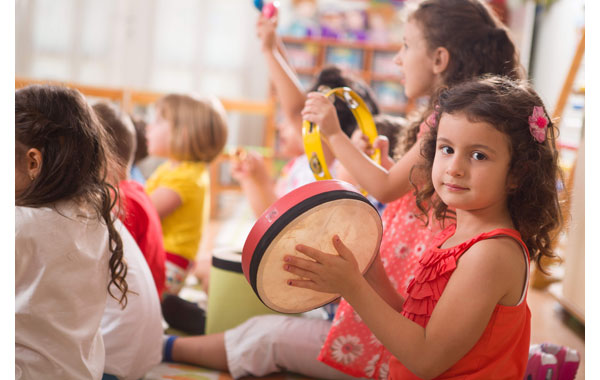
xmin=17 ymin=85 xmax=112 ymax=206
xmin=131 ymin=117 xmax=149 ymax=165
xmin=156 ymin=94 xmax=228 ymax=163
xmin=93 ymin=102 xmax=137 ymax=172
xmin=398 ymin=0 xmax=524 ymax=155
xmin=15 ymin=84 xmax=129 ymax=307
xmin=308 ymin=65 xmax=380 ymax=138
xmin=416 ymin=75 xmax=562 ymax=272
xmin=373 ymin=114 xmax=405 ymax=159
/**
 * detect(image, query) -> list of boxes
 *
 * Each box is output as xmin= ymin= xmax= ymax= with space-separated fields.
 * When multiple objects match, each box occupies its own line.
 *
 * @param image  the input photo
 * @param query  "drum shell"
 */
xmin=205 ymin=249 xmax=281 ymax=334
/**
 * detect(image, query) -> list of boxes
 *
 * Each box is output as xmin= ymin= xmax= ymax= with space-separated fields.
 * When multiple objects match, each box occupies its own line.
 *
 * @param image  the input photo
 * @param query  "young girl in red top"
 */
xmin=304 ymin=0 xmax=525 ymax=376
xmin=285 ymin=75 xmax=563 ymax=379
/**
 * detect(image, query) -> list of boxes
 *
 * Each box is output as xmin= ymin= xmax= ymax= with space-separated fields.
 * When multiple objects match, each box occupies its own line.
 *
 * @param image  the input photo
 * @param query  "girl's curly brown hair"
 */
xmin=412 ymin=76 xmax=564 ymax=272
xmin=395 ymin=0 xmax=525 ymax=158
xmin=16 ymin=84 xmax=129 ymax=308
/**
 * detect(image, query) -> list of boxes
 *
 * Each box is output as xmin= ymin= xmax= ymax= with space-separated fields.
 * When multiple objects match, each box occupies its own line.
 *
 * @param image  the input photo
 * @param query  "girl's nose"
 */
xmin=446 ymin=157 xmax=465 ymax=177
xmin=393 ymin=48 xmax=403 ymax=66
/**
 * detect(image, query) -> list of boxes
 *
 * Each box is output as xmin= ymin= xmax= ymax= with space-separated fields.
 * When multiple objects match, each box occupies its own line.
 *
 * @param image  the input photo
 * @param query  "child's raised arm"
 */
xmin=284 ymin=236 xmax=526 ymax=379
xmin=256 ymin=15 xmax=305 ymax=129
xmin=302 ymin=93 xmax=422 ymax=203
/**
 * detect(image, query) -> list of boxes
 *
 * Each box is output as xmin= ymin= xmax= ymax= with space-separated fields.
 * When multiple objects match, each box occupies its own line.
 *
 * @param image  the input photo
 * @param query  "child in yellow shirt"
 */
xmin=145 ymin=94 xmax=228 ymax=296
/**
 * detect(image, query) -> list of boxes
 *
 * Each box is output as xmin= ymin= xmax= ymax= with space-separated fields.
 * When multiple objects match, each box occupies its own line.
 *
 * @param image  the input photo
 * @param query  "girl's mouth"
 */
xmin=444 ymin=183 xmax=468 ymax=191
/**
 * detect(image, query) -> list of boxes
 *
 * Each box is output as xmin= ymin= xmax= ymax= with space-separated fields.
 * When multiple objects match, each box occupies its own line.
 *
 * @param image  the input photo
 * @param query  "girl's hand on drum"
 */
xmin=283 ymin=235 xmax=363 ymax=296
xmin=302 ymin=92 xmax=343 ymax=139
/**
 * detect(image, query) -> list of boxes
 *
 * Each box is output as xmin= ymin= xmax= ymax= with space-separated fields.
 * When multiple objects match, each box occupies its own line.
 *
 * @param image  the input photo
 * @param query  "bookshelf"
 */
xmin=281 ymin=36 xmax=413 ymax=116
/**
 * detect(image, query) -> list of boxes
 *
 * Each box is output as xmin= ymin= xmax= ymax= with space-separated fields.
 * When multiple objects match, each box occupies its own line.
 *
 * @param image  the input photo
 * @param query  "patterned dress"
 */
xmin=317 ymin=192 xmax=442 ymax=379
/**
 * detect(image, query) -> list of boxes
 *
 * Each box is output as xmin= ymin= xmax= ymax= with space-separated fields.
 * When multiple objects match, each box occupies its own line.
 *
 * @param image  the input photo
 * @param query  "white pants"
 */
xmin=224 ymin=315 xmax=363 ymax=379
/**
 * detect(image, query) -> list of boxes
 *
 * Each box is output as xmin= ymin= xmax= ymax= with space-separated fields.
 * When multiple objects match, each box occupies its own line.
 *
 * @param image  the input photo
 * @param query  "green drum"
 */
xmin=205 ymin=248 xmax=281 ymax=334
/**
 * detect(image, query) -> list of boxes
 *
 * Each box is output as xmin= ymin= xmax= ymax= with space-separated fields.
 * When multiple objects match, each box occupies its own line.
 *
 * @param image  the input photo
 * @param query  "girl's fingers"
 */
xmin=303 ymin=97 xmax=330 ymax=114
xmin=283 ymin=255 xmax=320 ymax=272
xmin=302 ymin=113 xmax=317 ymax=123
xmin=373 ymin=135 xmax=390 ymax=156
xmin=332 ymin=235 xmax=353 ymax=260
xmin=295 ymin=244 xmax=325 ymax=262
xmin=283 ymin=263 xmax=315 ymax=280
xmin=287 ymin=278 xmax=321 ymax=291
xmin=302 ymin=104 xmax=318 ymax=115
xmin=302 ymin=102 xmax=321 ymax=113
xmin=307 ymin=91 xmax=324 ymax=99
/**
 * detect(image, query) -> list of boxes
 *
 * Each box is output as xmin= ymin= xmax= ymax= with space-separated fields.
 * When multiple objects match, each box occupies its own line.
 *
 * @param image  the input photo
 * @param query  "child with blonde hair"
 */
xmin=286 ymin=75 xmax=563 ymax=379
xmin=145 ymin=94 xmax=228 ymax=297
xmin=15 ymin=85 xmax=128 ymax=379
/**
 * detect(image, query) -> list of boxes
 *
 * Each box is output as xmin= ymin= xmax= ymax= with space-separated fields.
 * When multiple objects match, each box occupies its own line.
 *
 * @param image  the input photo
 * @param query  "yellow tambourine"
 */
xmin=302 ymin=87 xmax=380 ymax=181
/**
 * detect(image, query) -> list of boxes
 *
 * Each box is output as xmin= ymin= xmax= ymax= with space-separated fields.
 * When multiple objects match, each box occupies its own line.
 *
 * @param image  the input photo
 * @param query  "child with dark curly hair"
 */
xmin=300 ymin=0 xmax=526 ymax=375
xmin=286 ymin=75 xmax=563 ymax=379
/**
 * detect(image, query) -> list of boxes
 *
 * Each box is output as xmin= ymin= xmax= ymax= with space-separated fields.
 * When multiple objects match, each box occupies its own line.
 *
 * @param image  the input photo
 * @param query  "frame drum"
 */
xmin=242 ymin=180 xmax=382 ymax=313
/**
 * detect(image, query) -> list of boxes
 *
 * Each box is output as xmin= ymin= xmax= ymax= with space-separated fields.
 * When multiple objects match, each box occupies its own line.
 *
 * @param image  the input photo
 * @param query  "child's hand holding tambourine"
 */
xmin=230 ymin=148 xmax=270 ymax=184
xmin=301 ymin=92 xmax=343 ymax=140
xmin=301 ymin=87 xmax=380 ymax=182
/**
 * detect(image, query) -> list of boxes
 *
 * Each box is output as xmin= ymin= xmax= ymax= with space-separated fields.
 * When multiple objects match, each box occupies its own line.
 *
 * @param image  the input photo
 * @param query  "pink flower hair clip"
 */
xmin=528 ymin=106 xmax=548 ymax=143
xmin=427 ymin=107 xmax=440 ymax=127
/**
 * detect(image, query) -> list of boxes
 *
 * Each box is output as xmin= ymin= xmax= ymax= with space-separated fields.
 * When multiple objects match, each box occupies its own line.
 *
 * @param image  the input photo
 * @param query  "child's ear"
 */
xmin=432 ymin=47 xmax=450 ymax=75
xmin=26 ymin=148 xmax=43 ymax=181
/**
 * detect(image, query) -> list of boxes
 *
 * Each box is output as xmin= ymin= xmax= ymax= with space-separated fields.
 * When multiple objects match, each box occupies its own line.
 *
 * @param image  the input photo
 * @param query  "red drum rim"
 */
xmin=242 ymin=180 xmax=382 ymax=313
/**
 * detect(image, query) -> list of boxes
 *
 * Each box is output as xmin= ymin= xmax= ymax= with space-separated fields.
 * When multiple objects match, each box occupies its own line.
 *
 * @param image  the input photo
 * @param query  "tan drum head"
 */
xmin=242 ymin=180 xmax=382 ymax=313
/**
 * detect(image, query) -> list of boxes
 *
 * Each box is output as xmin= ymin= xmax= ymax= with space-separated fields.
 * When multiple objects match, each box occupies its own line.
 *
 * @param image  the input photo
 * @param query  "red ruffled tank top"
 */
xmin=389 ymin=224 xmax=531 ymax=379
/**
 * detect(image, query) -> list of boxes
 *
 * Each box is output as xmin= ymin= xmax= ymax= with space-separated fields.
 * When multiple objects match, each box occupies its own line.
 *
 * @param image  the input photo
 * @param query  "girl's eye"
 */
xmin=440 ymin=146 xmax=453 ymax=155
xmin=472 ymin=152 xmax=487 ymax=161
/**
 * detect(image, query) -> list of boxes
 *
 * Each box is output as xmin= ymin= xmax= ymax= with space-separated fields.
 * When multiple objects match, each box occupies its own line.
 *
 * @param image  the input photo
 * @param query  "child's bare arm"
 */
xmin=363 ymin=253 xmax=405 ymax=311
xmin=238 ymin=179 xmax=278 ymax=218
xmin=230 ymin=151 xmax=277 ymax=217
xmin=256 ymin=15 xmax=305 ymax=128
xmin=149 ymin=187 xmax=182 ymax=219
xmin=285 ymin=237 xmax=524 ymax=379
xmin=302 ymin=93 xmax=422 ymax=202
